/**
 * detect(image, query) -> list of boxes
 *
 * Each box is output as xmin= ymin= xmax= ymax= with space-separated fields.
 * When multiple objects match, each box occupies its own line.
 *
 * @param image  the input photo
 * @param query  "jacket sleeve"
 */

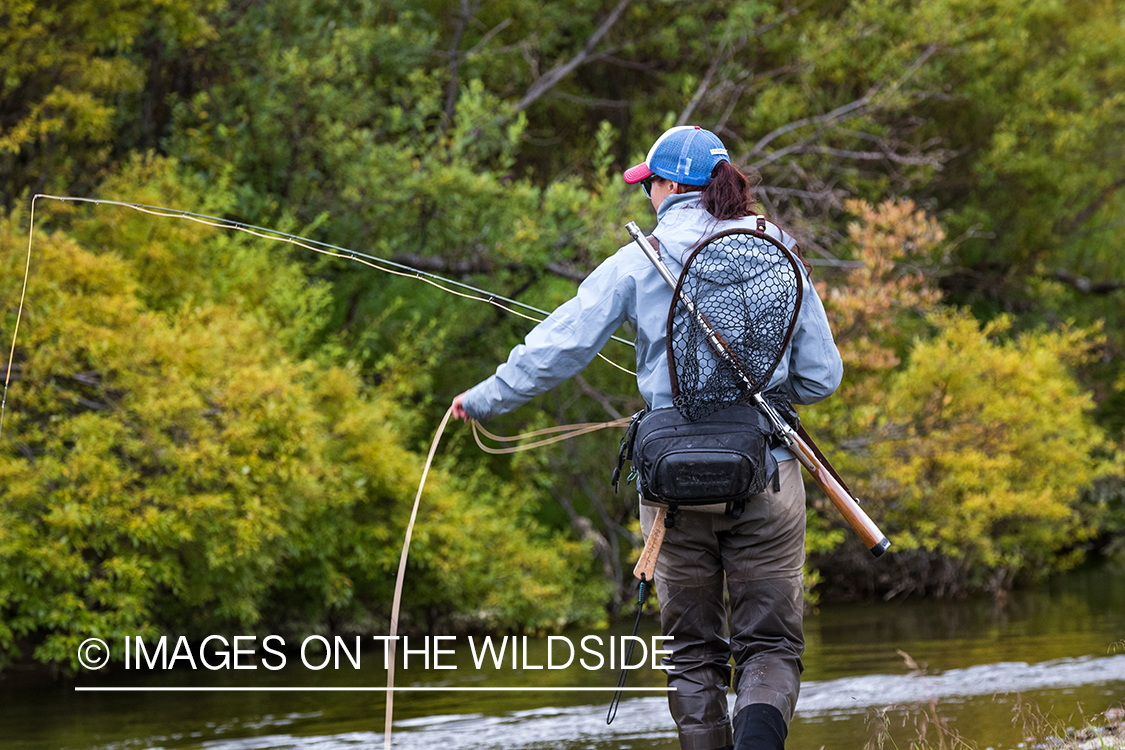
xmin=776 ymin=267 xmax=844 ymax=405
xmin=461 ymin=254 xmax=632 ymax=422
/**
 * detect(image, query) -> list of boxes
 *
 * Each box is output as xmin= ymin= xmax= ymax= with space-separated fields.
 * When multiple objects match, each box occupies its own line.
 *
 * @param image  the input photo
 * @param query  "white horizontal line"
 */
xmin=75 ymin=686 xmax=675 ymax=692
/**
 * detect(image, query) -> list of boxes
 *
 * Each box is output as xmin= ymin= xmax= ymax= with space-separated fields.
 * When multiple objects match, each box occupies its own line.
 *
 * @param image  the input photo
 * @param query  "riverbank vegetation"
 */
xmin=866 ymin=696 xmax=1125 ymax=750
xmin=2 ymin=0 xmax=1124 ymax=671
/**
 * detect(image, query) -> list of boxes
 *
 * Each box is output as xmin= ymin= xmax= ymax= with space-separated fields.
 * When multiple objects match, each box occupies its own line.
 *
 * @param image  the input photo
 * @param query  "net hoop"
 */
xmin=666 ymin=223 xmax=805 ymax=421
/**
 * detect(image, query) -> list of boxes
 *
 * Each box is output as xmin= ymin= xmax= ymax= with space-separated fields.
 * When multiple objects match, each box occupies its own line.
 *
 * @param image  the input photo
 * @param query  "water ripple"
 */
xmin=147 ymin=655 xmax=1125 ymax=750
xmin=797 ymin=654 xmax=1125 ymax=715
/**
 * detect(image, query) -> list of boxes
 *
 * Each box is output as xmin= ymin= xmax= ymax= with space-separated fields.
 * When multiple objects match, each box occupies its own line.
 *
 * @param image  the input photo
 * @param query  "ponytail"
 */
xmin=701 ymin=161 xmax=758 ymax=220
xmin=674 ymin=161 xmax=759 ymax=220
xmin=677 ymin=162 xmax=812 ymax=273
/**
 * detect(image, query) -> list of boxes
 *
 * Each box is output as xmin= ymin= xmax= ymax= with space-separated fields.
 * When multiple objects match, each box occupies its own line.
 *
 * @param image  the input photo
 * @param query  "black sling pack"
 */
xmin=633 ymin=403 xmax=777 ymax=515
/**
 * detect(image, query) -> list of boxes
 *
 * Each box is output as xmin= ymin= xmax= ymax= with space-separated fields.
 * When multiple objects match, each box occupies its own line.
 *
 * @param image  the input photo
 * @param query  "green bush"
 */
xmin=0 ymin=161 xmax=609 ymax=672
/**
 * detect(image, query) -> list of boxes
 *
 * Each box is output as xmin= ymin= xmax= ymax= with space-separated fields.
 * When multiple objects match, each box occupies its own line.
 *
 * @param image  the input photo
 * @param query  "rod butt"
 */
xmin=869 ymin=537 xmax=890 ymax=558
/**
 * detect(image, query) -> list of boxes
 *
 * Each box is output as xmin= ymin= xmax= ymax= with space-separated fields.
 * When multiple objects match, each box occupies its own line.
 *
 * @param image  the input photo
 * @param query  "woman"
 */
xmin=452 ymin=125 xmax=843 ymax=750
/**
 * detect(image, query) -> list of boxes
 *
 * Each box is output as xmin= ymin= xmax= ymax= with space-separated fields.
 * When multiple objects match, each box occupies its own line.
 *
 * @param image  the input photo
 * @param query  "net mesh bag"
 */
xmin=668 ymin=229 xmax=803 ymax=421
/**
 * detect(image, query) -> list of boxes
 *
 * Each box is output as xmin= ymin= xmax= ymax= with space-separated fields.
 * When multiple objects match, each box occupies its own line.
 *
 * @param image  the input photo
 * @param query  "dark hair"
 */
xmin=671 ymin=162 xmax=812 ymax=272
xmin=673 ymin=160 xmax=759 ymax=220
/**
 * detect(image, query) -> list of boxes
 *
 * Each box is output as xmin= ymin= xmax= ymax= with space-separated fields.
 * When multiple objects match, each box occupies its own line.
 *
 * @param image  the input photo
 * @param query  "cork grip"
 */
xmin=633 ymin=506 xmax=667 ymax=581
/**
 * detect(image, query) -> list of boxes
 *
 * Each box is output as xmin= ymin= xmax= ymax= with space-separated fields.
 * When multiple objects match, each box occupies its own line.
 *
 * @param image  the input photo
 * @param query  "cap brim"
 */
xmin=622 ymin=162 xmax=653 ymax=184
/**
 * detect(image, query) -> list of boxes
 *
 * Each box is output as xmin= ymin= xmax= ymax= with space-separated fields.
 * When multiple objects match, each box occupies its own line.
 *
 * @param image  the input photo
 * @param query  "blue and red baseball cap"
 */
xmin=623 ymin=126 xmax=730 ymax=186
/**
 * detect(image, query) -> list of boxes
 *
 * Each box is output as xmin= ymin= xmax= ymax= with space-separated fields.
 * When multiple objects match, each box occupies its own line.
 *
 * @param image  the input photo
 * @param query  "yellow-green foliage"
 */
xmin=0 ymin=165 xmax=607 ymax=672
xmin=2 ymin=0 xmax=1123 ymax=626
xmin=867 ymin=312 xmax=1119 ymax=584
xmin=803 ymin=198 xmax=945 ymax=562
xmin=804 ymin=201 xmax=1121 ymax=595
xmin=0 ymin=0 xmax=219 ymax=201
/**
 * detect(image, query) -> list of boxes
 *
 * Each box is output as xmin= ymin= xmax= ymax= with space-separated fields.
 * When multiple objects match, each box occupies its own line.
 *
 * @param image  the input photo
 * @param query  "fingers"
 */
xmin=451 ymin=392 xmax=470 ymax=422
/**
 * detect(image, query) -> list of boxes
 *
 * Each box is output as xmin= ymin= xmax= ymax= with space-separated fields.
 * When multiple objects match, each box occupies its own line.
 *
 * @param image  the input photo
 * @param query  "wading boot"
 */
xmin=733 ymin=703 xmax=787 ymax=750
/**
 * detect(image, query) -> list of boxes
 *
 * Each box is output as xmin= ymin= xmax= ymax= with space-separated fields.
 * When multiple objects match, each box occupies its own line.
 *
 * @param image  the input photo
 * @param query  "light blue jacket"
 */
xmin=462 ymin=193 xmax=844 ymax=458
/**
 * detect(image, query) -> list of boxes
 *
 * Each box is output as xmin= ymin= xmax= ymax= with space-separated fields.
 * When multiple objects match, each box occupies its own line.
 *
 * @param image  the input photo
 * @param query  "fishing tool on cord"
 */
xmin=605 ymin=571 xmax=650 ymax=725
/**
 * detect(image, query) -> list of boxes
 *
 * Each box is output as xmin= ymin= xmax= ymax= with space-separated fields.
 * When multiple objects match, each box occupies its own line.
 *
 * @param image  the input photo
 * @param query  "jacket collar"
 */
xmin=655 ymin=191 xmax=704 ymax=223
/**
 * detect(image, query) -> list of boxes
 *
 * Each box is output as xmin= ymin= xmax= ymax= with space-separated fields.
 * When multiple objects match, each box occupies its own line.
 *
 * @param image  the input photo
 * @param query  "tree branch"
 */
xmin=442 ymin=0 xmax=480 ymax=123
xmin=546 ymin=91 xmax=632 ymax=108
xmin=748 ymin=91 xmax=877 ymax=158
xmin=756 ymin=185 xmax=838 ymax=200
xmin=746 ymin=44 xmax=940 ymax=169
xmin=801 ymin=144 xmax=947 ymax=168
xmin=514 ymin=0 xmax=632 ymax=114
xmin=462 ymin=17 xmax=512 ymax=59
xmin=574 ymin=374 xmax=625 ymax=420
xmin=588 ymin=53 xmax=661 ymax=71
xmin=547 ymin=483 xmax=616 ymax=576
xmin=676 ymin=31 xmax=734 ymax=127
xmin=678 ymin=2 xmax=812 ymax=127
xmin=1051 ymin=270 xmax=1125 ymax=295
xmin=1066 ymin=175 xmax=1125 ymax=233
xmin=837 ymin=424 xmax=910 ymax=451
xmin=544 ymin=262 xmax=588 ymax=282
xmin=390 ymin=251 xmax=589 ymax=283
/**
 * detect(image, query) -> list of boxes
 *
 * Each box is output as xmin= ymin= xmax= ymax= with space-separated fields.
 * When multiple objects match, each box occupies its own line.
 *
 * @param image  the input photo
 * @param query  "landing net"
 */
xmin=669 ymin=229 xmax=803 ymax=421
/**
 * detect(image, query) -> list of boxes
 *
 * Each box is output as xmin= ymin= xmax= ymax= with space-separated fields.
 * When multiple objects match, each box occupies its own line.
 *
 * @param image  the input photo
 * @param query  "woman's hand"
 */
xmin=451 ymin=392 xmax=471 ymax=423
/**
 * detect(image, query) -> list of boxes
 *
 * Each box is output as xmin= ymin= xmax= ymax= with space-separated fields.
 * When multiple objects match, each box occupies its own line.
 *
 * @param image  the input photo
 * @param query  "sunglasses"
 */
xmin=641 ymin=175 xmax=657 ymax=198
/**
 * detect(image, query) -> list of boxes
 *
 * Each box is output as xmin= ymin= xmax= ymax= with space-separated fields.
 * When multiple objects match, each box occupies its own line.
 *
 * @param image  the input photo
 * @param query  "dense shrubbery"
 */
xmin=1 ymin=0 xmax=1123 ymax=671
xmin=0 ymin=160 xmax=608 ymax=671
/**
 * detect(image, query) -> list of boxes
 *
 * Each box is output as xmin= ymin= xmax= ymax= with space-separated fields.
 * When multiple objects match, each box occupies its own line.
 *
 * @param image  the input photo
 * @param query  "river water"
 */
xmin=5 ymin=562 xmax=1123 ymax=750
